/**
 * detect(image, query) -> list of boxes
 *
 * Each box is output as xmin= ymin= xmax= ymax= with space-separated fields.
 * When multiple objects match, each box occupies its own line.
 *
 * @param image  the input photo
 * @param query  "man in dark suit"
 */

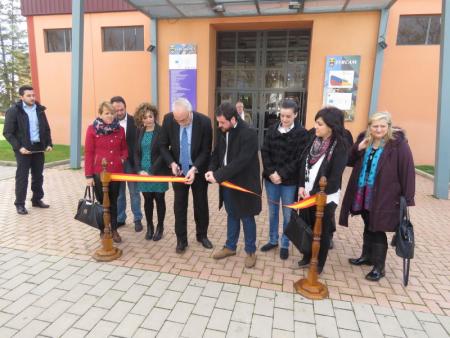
xmin=205 ymin=102 xmax=261 ymax=269
xmin=235 ymin=100 xmax=252 ymax=125
xmin=3 ymin=85 xmax=53 ymax=215
xmin=159 ymin=98 xmax=213 ymax=253
xmin=111 ymin=96 xmax=143 ymax=232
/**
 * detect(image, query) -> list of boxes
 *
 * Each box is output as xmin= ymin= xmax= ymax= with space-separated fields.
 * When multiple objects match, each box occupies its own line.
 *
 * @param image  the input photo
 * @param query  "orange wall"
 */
xmin=32 ymin=11 xmax=152 ymax=144
xmin=157 ymin=12 xmax=380 ymax=138
xmin=31 ymin=11 xmax=379 ymax=146
xmin=30 ymin=6 xmax=443 ymax=165
xmin=378 ymin=0 xmax=442 ymax=164
xmin=307 ymin=12 xmax=379 ymax=138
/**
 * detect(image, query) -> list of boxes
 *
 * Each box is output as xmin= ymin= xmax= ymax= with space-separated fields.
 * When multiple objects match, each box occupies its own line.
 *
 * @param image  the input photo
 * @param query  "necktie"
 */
xmin=180 ymin=127 xmax=190 ymax=176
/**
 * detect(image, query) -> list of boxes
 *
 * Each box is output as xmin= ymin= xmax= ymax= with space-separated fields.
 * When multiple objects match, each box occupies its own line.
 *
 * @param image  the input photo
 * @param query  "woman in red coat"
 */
xmin=339 ymin=112 xmax=415 ymax=281
xmin=85 ymin=101 xmax=128 ymax=243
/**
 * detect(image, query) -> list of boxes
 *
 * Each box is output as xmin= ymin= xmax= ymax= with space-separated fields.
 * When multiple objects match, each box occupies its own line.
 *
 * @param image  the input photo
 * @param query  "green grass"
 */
xmin=0 ymin=140 xmax=13 ymax=160
xmin=0 ymin=123 xmax=3 ymax=140
xmin=416 ymin=165 xmax=434 ymax=175
xmin=0 ymin=139 xmax=82 ymax=163
xmin=0 ymin=124 xmax=83 ymax=163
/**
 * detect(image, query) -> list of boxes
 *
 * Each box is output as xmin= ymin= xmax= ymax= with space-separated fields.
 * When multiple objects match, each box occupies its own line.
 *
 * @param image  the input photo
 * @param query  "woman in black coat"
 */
xmin=134 ymin=103 xmax=169 ymax=241
xmin=339 ymin=112 xmax=415 ymax=281
xmin=297 ymin=107 xmax=348 ymax=274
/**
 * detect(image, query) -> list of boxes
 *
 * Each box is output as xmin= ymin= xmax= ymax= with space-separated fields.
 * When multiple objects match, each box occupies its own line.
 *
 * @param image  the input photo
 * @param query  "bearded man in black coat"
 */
xmin=205 ymin=102 xmax=261 ymax=269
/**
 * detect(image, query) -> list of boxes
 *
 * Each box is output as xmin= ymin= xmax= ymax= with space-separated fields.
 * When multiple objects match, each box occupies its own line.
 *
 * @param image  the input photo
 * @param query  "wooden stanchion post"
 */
xmin=92 ymin=159 xmax=122 ymax=261
xmin=294 ymin=176 xmax=329 ymax=300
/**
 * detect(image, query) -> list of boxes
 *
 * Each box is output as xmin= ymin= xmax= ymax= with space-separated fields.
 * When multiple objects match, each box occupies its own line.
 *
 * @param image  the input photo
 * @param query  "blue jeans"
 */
xmin=222 ymin=188 xmax=257 ymax=254
xmin=117 ymin=160 xmax=143 ymax=223
xmin=264 ymin=180 xmax=296 ymax=249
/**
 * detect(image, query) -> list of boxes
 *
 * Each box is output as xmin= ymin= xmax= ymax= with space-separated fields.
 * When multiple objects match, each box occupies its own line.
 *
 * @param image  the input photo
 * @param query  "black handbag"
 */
xmin=284 ymin=209 xmax=313 ymax=254
xmin=394 ymin=196 xmax=415 ymax=286
xmin=74 ymin=186 xmax=104 ymax=229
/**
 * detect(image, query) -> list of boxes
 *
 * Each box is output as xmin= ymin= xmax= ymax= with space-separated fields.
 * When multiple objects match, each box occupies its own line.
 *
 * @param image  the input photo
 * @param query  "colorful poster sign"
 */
xmin=169 ymin=44 xmax=197 ymax=110
xmin=323 ymin=55 xmax=361 ymax=121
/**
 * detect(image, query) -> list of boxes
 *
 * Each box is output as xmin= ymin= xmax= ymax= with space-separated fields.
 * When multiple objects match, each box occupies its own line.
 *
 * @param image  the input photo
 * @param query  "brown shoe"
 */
xmin=245 ymin=253 xmax=256 ymax=268
xmin=112 ymin=230 xmax=122 ymax=243
xmin=213 ymin=247 xmax=236 ymax=260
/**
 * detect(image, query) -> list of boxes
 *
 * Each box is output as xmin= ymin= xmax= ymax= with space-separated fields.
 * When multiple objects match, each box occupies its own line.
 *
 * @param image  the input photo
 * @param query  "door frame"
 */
xmin=215 ymin=29 xmax=311 ymax=147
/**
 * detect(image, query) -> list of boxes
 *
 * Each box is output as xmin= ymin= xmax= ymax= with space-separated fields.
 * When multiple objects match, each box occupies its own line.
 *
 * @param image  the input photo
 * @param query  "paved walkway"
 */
xmin=0 ymin=165 xmax=449 ymax=337
xmin=0 ymin=247 xmax=449 ymax=338
xmin=0 ymin=166 xmax=16 ymax=181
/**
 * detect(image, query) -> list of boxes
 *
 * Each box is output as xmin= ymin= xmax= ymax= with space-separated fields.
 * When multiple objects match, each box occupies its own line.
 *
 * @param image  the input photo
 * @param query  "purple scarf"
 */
xmin=304 ymin=137 xmax=336 ymax=184
xmin=308 ymin=137 xmax=332 ymax=166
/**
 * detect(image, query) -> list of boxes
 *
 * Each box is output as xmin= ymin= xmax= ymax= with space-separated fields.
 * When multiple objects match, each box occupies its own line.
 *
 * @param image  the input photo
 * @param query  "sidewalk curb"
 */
xmin=0 ymin=158 xmax=83 ymax=169
xmin=0 ymin=160 xmax=16 ymax=167
xmin=415 ymin=168 xmax=434 ymax=180
xmin=415 ymin=168 xmax=450 ymax=188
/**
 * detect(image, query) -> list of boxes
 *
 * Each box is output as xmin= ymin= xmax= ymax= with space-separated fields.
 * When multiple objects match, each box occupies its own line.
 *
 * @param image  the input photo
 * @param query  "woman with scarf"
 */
xmin=85 ymin=101 xmax=128 ymax=243
xmin=297 ymin=107 xmax=348 ymax=274
xmin=134 ymin=103 xmax=169 ymax=241
xmin=339 ymin=112 xmax=415 ymax=281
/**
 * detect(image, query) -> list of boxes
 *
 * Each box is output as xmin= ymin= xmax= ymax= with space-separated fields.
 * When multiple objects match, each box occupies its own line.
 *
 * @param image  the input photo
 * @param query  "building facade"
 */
xmin=21 ymin=0 xmax=441 ymax=164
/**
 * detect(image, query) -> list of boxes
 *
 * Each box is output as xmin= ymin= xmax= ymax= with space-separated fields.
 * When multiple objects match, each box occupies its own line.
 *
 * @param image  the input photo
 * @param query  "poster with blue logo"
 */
xmin=323 ymin=55 xmax=361 ymax=121
xmin=169 ymin=44 xmax=197 ymax=110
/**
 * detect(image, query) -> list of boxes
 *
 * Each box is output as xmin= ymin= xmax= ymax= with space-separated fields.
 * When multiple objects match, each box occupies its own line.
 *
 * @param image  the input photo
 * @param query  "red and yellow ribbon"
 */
xmin=220 ymin=181 xmax=260 ymax=196
xmin=110 ymin=173 xmax=186 ymax=183
xmin=109 ymin=175 xmax=316 ymax=210
xmin=284 ymin=195 xmax=317 ymax=210
xmin=221 ymin=181 xmax=316 ymax=210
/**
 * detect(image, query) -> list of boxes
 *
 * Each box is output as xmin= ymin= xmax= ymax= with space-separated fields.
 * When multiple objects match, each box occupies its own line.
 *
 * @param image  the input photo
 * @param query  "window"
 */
xmin=45 ymin=29 xmax=71 ymax=52
xmin=397 ymin=15 xmax=441 ymax=45
xmin=102 ymin=26 xmax=144 ymax=51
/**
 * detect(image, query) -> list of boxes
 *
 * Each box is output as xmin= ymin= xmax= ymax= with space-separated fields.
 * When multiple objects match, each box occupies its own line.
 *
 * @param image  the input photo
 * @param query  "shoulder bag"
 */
xmin=394 ymin=196 xmax=415 ymax=286
xmin=284 ymin=208 xmax=313 ymax=254
xmin=74 ymin=186 xmax=104 ymax=230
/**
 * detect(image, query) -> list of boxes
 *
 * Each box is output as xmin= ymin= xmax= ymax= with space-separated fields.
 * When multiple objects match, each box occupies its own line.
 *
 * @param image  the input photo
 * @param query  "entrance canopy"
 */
xmin=128 ymin=0 xmax=397 ymax=19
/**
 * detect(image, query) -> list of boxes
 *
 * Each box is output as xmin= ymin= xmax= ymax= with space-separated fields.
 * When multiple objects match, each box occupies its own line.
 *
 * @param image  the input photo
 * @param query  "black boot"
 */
xmin=153 ymin=225 xmax=164 ymax=241
xmin=366 ymin=242 xmax=387 ymax=282
xmin=349 ymin=231 xmax=372 ymax=266
xmin=145 ymin=224 xmax=154 ymax=240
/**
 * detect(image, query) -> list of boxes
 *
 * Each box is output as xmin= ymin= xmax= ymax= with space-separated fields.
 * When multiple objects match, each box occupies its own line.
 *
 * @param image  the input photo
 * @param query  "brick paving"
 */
xmin=0 ymin=164 xmax=449 ymax=323
xmin=0 ymin=247 xmax=449 ymax=338
xmin=0 ymin=166 xmax=15 ymax=181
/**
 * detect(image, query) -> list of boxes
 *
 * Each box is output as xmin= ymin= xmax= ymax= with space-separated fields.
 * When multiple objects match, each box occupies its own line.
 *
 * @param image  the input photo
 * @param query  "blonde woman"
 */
xmin=339 ymin=112 xmax=415 ymax=281
xmin=84 ymin=101 xmax=128 ymax=243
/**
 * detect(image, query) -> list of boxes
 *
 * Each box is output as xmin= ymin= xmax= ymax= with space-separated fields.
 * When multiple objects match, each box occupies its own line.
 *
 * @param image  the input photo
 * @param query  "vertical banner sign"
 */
xmin=323 ymin=55 xmax=361 ymax=121
xmin=169 ymin=44 xmax=197 ymax=110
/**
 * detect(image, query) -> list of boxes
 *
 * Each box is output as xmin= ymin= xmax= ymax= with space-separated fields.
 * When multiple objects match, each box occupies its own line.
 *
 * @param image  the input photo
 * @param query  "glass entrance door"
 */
xmin=216 ymin=30 xmax=311 ymax=146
